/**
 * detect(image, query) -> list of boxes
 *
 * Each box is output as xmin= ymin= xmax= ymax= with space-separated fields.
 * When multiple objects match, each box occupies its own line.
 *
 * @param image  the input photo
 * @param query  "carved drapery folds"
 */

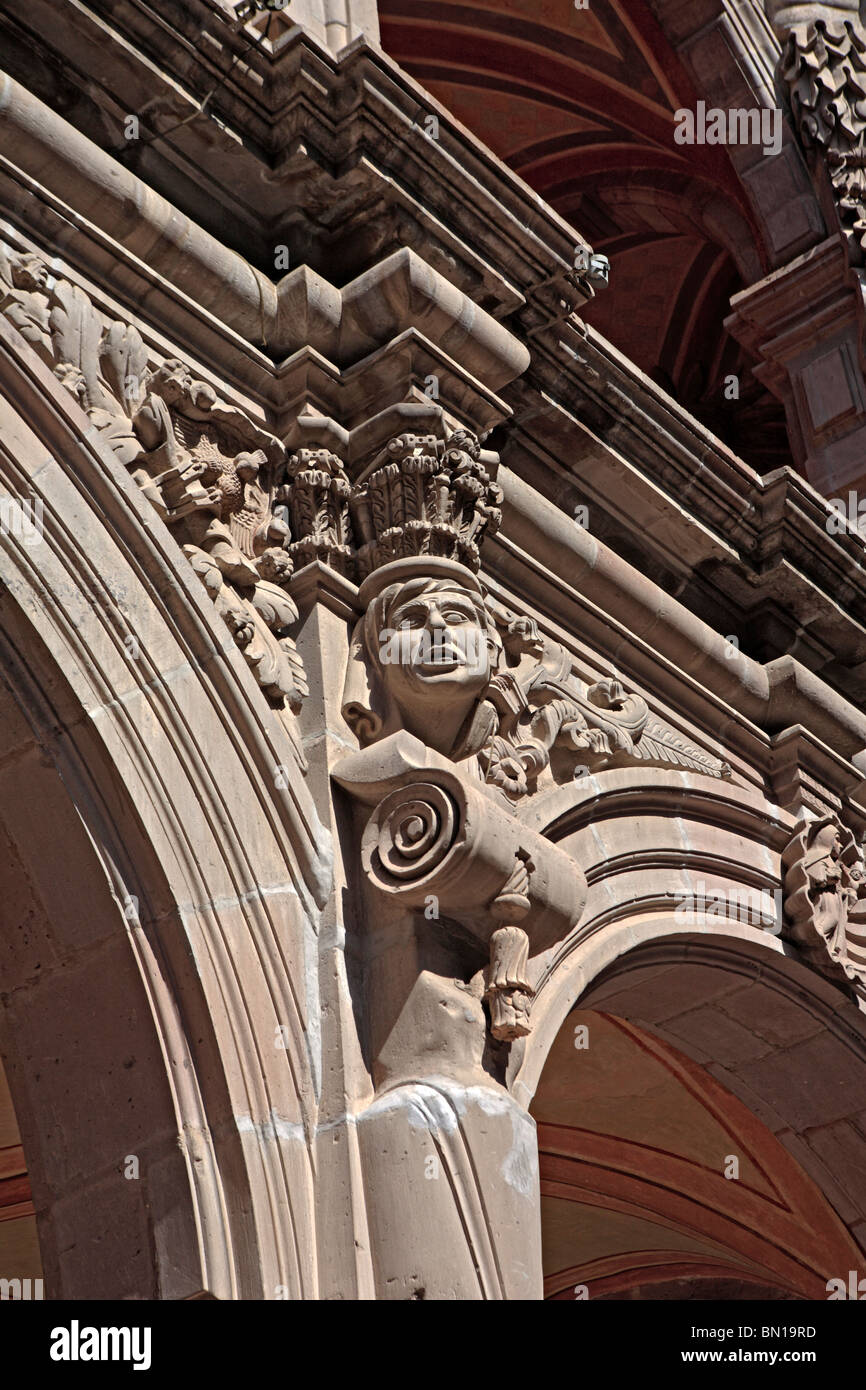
xmin=769 ymin=1 xmax=866 ymax=261
xmin=782 ymin=813 xmax=866 ymax=991
xmin=0 ymin=242 xmax=308 ymax=735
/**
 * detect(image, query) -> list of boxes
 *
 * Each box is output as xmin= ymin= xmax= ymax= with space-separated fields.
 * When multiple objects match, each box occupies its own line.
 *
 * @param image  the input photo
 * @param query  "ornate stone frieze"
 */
xmin=0 ymin=243 xmax=308 ymax=727
xmin=782 ymin=813 xmax=866 ymax=990
xmin=769 ymin=0 xmax=866 ymax=261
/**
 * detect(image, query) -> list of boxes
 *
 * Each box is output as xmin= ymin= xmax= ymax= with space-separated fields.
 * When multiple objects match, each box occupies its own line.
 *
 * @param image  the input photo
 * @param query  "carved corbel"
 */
xmin=334 ymin=732 xmax=587 ymax=1042
xmin=782 ymin=813 xmax=866 ymax=994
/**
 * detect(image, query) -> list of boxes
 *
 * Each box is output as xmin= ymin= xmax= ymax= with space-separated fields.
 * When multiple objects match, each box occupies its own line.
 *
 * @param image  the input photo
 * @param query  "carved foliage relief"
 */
xmin=0 ymin=243 xmax=308 ymax=729
xmin=770 ymin=1 xmax=866 ymax=260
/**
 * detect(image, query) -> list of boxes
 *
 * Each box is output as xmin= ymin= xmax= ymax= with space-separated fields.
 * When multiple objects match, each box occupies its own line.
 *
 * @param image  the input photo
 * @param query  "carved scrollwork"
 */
xmin=366 ymin=783 xmax=460 ymax=885
xmin=353 ymin=756 xmax=586 ymax=1042
xmin=0 ymin=242 xmax=309 ymax=739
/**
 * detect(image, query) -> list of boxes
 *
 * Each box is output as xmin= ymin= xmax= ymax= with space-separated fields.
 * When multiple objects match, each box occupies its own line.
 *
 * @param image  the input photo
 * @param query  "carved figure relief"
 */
xmin=0 ymin=243 xmax=308 ymax=741
xmin=783 ymin=813 xmax=866 ymax=989
xmin=338 ymin=434 xmax=731 ymax=801
xmin=330 ymin=428 xmax=731 ymax=1054
xmin=128 ymin=359 xmax=307 ymax=713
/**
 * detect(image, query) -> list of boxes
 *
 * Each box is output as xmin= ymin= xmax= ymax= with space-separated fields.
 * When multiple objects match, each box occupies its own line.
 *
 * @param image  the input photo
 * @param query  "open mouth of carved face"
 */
xmin=415 ymin=641 xmax=464 ymax=673
xmin=412 ymin=630 xmax=485 ymax=676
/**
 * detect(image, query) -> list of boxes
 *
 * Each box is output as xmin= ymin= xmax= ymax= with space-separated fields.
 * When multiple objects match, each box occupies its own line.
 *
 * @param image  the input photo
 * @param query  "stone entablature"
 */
xmin=1 ymin=11 xmax=865 ymax=693
xmin=2 ymin=223 xmax=864 ymax=817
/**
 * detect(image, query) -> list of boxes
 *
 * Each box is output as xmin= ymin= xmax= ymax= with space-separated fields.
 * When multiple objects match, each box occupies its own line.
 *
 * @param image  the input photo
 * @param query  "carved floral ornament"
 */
xmin=768 ymin=0 xmax=866 ymax=261
xmin=0 ymin=242 xmax=308 ymax=730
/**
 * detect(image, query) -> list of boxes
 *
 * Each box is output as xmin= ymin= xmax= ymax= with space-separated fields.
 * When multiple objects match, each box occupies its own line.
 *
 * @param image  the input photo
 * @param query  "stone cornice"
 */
xmin=0 ymin=3 xmax=593 ymax=319
xmin=491 ymin=466 xmax=866 ymax=808
xmin=510 ymin=315 xmax=866 ymax=695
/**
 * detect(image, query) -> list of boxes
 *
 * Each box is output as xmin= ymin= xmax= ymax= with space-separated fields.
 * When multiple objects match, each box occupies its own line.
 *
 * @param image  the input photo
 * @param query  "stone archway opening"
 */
xmin=533 ymin=939 xmax=866 ymax=1301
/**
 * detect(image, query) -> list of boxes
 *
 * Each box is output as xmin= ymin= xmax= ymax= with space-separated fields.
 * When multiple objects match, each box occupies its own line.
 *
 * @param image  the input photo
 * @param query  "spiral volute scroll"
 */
xmin=365 ymin=782 xmax=462 ymax=893
xmin=353 ymin=756 xmax=588 ymax=1040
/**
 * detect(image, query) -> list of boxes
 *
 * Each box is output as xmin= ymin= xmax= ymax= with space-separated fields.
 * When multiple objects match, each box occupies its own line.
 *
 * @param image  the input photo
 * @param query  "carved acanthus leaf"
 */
xmin=0 ymin=242 xmax=308 ymax=744
xmin=478 ymin=647 xmax=732 ymax=801
xmin=631 ymin=715 xmax=735 ymax=779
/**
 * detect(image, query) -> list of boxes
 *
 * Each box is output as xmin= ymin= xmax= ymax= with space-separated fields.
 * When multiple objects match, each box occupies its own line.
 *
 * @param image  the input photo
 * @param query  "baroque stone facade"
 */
xmin=0 ymin=0 xmax=865 ymax=1303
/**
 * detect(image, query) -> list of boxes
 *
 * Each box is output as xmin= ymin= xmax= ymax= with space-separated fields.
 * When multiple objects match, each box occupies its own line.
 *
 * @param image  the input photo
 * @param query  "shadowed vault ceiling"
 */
xmin=379 ymin=0 xmax=789 ymax=471
xmin=534 ymin=1012 xmax=861 ymax=1300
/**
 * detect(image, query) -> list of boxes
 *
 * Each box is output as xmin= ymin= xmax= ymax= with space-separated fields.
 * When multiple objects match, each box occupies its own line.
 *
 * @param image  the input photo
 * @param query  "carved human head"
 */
xmin=801 ymin=817 xmax=846 ymax=871
xmin=849 ymin=858 xmax=866 ymax=886
xmin=11 ymin=254 xmax=49 ymax=293
xmin=342 ymin=558 xmax=502 ymax=758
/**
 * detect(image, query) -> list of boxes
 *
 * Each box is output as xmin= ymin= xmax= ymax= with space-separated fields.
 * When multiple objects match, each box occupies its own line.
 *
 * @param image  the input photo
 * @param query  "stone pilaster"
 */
xmin=727 ymin=235 xmax=866 ymax=495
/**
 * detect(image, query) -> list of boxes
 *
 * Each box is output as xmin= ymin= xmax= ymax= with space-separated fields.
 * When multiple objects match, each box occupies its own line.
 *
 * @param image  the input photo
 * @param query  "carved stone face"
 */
xmin=815 ymin=823 xmax=844 ymax=859
xmin=11 ymin=255 xmax=49 ymax=293
xmin=381 ymin=587 xmax=490 ymax=702
xmin=345 ymin=575 xmax=501 ymax=757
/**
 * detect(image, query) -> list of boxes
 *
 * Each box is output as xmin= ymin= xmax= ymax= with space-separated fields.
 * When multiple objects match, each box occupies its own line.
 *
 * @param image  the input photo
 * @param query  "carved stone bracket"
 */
xmin=334 ymin=732 xmax=587 ymax=1042
xmin=769 ymin=0 xmax=866 ymax=263
xmin=782 ymin=811 xmax=866 ymax=993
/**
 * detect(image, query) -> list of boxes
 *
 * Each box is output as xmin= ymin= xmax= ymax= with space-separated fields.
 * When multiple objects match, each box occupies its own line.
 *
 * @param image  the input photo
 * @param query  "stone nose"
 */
xmin=426 ymin=605 xmax=449 ymax=630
